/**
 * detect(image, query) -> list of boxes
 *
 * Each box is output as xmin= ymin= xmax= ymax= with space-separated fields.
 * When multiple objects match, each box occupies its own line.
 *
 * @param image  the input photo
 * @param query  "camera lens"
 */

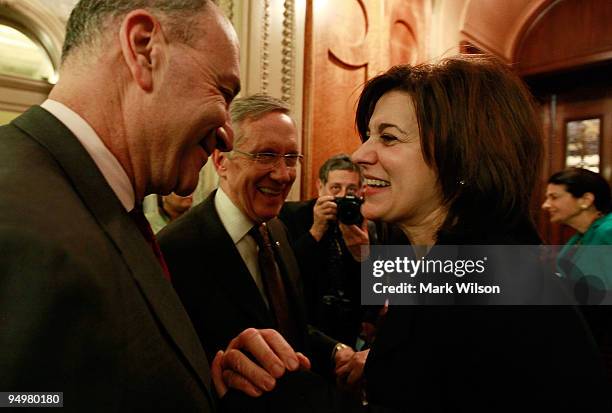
xmin=335 ymin=195 xmax=363 ymax=225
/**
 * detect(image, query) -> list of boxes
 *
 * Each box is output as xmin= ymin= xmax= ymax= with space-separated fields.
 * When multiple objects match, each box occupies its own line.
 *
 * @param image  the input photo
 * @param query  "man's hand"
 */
xmin=211 ymin=328 xmax=311 ymax=398
xmin=335 ymin=349 xmax=370 ymax=388
xmin=333 ymin=344 xmax=355 ymax=370
xmin=339 ymin=219 xmax=370 ymax=261
xmin=310 ymin=195 xmax=337 ymax=241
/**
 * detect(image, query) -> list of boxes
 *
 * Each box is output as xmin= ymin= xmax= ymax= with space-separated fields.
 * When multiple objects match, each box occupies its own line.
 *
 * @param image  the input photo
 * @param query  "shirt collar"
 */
xmin=588 ymin=214 xmax=608 ymax=232
xmin=40 ymin=99 xmax=135 ymax=211
xmin=214 ymin=187 xmax=256 ymax=244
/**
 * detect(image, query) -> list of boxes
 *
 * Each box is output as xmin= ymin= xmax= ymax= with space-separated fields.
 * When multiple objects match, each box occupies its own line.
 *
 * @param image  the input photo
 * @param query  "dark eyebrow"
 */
xmin=377 ymin=122 xmax=407 ymax=135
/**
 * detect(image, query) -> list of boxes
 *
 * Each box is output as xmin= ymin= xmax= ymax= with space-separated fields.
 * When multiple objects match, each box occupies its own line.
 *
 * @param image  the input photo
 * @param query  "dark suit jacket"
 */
xmin=159 ymin=192 xmax=337 ymax=372
xmin=0 ymin=107 xmax=215 ymax=412
xmin=364 ymin=227 xmax=612 ymax=412
xmin=279 ymin=200 xmax=363 ymax=345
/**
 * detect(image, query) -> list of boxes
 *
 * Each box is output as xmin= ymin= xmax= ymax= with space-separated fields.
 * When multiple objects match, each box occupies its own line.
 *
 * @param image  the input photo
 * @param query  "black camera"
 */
xmin=334 ymin=195 xmax=364 ymax=226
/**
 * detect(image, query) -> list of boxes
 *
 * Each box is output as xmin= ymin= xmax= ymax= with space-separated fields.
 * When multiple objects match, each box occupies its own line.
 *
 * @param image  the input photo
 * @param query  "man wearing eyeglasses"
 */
xmin=159 ymin=94 xmax=344 ymax=404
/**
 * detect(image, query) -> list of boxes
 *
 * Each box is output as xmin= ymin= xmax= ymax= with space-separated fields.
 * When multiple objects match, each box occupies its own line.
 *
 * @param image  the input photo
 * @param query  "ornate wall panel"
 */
xmin=387 ymin=0 xmax=428 ymax=66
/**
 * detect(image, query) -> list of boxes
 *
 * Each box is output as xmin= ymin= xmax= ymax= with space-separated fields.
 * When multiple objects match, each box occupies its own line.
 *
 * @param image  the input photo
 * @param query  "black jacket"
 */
xmin=364 ymin=224 xmax=611 ymax=412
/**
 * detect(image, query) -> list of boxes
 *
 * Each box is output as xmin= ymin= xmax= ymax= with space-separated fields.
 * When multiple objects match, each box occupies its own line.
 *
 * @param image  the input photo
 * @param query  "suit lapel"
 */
xmin=13 ymin=107 xmax=214 ymax=402
xmin=196 ymin=194 xmax=273 ymax=326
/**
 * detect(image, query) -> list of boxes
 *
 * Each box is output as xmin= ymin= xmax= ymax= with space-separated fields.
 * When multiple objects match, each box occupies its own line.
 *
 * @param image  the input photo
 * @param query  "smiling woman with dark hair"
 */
xmin=343 ymin=55 xmax=611 ymax=411
xmin=354 ymin=55 xmax=543 ymax=245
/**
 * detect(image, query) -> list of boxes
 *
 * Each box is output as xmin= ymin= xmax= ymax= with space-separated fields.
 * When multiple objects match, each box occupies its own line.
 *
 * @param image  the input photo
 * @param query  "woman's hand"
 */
xmin=339 ymin=219 xmax=370 ymax=261
xmin=335 ymin=349 xmax=370 ymax=388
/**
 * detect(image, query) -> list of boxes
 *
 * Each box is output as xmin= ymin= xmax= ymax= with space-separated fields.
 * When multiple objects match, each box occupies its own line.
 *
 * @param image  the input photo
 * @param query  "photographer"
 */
xmin=280 ymin=155 xmax=373 ymax=357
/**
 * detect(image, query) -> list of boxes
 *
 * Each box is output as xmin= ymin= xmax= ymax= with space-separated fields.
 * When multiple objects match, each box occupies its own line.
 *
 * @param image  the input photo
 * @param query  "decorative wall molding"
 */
xmin=280 ymin=0 xmax=294 ymax=104
xmin=0 ymin=73 xmax=52 ymax=93
xmin=218 ymin=0 xmax=234 ymax=25
xmin=0 ymin=0 xmax=65 ymax=73
xmin=240 ymin=0 xmax=305 ymax=200
xmin=261 ymin=0 xmax=271 ymax=93
xmin=0 ymin=74 xmax=52 ymax=112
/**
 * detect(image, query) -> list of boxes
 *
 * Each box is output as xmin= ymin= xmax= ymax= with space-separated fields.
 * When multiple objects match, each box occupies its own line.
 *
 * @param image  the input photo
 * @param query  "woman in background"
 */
xmin=542 ymin=167 xmax=612 ymax=289
xmin=346 ymin=55 xmax=610 ymax=411
xmin=542 ymin=167 xmax=612 ymax=386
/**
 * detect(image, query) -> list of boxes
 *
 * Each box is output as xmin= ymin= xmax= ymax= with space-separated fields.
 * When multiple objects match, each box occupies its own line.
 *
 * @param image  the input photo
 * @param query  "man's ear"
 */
xmin=213 ymin=150 xmax=229 ymax=177
xmin=119 ymin=10 xmax=162 ymax=91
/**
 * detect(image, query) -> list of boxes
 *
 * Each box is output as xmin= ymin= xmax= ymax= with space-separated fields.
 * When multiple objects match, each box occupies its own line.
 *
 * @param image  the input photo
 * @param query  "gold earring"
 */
xmin=580 ymin=204 xmax=588 ymax=209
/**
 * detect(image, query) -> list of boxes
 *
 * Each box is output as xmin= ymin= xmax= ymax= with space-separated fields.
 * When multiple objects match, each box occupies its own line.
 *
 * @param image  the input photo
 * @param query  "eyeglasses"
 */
xmin=232 ymin=149 xmax=303 ymax=168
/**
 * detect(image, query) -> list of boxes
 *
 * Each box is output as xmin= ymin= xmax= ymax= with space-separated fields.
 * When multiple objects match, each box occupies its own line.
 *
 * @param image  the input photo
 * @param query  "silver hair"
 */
xmin=229 ymin=94 xmax=292 ymax=148
xmin=62 ymin=0 xmax=214 ymax=61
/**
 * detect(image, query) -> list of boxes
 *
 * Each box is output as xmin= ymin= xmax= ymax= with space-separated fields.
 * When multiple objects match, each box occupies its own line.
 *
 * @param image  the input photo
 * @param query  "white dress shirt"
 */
xmin=214 ymin=187 xmax=268 ymax=305
xmin=40 ymin=99 xmax=135 ymax=211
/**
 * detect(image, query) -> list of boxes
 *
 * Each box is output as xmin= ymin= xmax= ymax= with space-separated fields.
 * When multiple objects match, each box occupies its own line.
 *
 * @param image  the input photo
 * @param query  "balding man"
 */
xmin=0 ymin=0 xmax=240 ymax=410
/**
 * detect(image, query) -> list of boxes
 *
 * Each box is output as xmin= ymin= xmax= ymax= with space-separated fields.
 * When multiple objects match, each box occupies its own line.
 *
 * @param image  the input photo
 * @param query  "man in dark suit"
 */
xmin=159 ymin=94 xmax=353 ymax=398
xmin=0 ymin=1 xmax=248 ymax=410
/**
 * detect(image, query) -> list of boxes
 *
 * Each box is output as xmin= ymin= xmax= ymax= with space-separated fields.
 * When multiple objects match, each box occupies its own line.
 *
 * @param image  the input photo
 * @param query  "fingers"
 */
xmin=335 ymin=350 xmax=369 ymax=386
xmin=311 ymin=196 xmax=337 ymax=240
xmin=221 ymin=364 xmax=266 ymax=397
xmin=315 ymin=195 xmax=337 ymax=209
xmin=345 ymin=350 xmax=368 ymax=385
xmin=222 ymin=347 xmax=276 ymax=395
xmin=314 ymin=197 xmax=337 ymax=219
xmin=360 ymin=217 xmax=369 ymax=231
xmin=339 ymin=222 xmax=368 ymax=241
xmin=227 ymin=328 xmax=295 ymax=378
xmin=345 ymin=363 xmax=364 ymax=386
xmin=334 ymin=346 xmax=354 ymax=366
xmin=257 ymin=329 xmax=301 ymax=373
xmin=334 ymin=346 xmax=355 ymax=377
xmin=335 ymin=359 xmax=351 ymax=377
xmin=335 ymin=361 xmax=353 ymax=388
xmin=211 ymin=350 xmax=228 ymax=398
xmin=218 ymin=328 xmax=307 ymax=398
xmin=296 ymin=352 xmax=312 ymax=370
xmin=316 ymin=195 xmax=336 ymax=205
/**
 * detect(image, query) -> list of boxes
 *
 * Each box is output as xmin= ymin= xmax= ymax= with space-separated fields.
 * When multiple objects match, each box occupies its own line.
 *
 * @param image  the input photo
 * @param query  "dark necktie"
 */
xmin=249 ymin=222 xmax=298 ymax=344
xmin=129 ymin=205 xmax=172 ymax=281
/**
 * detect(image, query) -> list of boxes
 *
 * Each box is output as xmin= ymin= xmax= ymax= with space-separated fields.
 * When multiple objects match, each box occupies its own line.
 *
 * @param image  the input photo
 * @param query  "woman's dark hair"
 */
xmin=355 ymin=55 xmax=543 ymax=242
xmin=548 ymin=168 xmax=612 ymax=213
